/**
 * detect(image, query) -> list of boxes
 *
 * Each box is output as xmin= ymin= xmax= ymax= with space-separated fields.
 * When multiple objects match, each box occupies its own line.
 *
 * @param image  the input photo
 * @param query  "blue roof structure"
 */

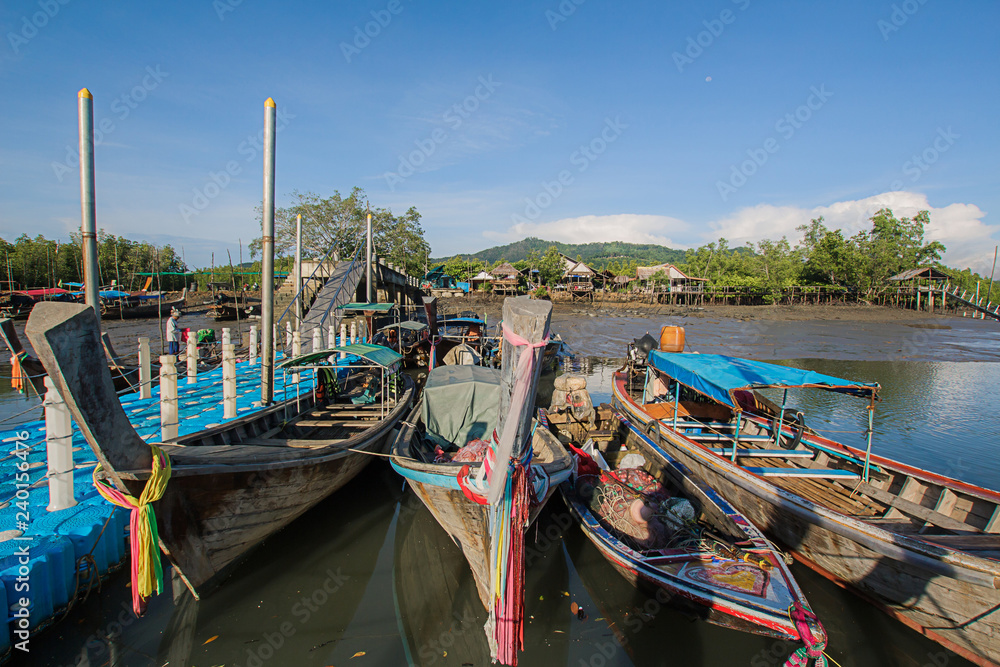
xmin=648 ymin=351 xmax=880 ymax=409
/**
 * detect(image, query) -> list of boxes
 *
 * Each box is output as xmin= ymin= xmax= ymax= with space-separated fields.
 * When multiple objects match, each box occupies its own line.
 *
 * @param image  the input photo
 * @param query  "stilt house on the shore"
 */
xmin=636 ymin=263 xmax=708 ymax=303
xmin=886 ymin=266 xmax=950 ymax=312
xmin=560 ymin=254 xmax=598 ymax=298
xmin=490 ymin=262 xmax=522 ymax=295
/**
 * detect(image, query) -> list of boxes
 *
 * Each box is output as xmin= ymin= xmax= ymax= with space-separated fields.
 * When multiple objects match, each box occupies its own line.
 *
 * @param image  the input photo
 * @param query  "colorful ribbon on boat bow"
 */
xmin=485 ymin=322 xmax=550 ymax=666
xmin=93 ymin=446 xmax=172 ymax=615
xmin=783 ymin=602 xmax=829 ymax=667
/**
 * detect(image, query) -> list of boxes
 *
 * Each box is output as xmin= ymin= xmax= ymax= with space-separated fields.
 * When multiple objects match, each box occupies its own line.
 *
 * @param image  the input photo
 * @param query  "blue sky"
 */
xmin=1 ymin=1 xmax=997 ymax=272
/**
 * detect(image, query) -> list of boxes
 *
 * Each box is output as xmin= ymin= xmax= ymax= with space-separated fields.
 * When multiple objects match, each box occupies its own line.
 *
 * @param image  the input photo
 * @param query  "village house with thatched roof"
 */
xmin=490 ymin=262 xmax=522 ymax=295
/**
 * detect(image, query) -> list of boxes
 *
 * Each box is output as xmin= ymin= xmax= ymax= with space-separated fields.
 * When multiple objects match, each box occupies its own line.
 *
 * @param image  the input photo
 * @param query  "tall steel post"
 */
xmin=366 ymin=206 xmax=373 ymax=303
xmin=260 ymin=98 xmax=277 ymax=405
xmin=78 ymin=88 xmax=101 ymax=323
xmin=295 ymin=213 xmax=302 ymax=329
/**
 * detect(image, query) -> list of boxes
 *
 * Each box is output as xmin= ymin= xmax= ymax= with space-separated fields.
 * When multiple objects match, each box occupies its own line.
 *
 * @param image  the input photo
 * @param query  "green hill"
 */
xmin=431 ymin=237 xmax=687 ymax=268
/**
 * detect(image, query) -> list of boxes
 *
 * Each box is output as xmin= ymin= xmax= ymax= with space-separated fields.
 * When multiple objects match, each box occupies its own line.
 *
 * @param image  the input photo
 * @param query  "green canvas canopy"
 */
xmin=277 ymin=342 xmax=402 ymax=369
xmin=339 ymin=302 xmax=395 ymax=312
xmin=379 ymin=320 xmax=427 ymax=332
xmin=422 ymin=365 xmax=500 ymax=447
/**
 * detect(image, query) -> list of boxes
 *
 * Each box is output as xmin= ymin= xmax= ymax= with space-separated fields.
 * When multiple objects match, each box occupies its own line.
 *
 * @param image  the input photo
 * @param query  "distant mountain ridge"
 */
xmin=431 ymin=237 xmax=687 ymax=267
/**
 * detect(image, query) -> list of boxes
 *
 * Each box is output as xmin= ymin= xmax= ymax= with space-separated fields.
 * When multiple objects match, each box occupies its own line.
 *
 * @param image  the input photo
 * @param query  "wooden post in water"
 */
xmin=291 ymin=331 xmax=301 ymax=382
xmin=138 ymin=337 xmax=152 ymax=399
xmin=350 ymin=321 xmax=357 ymax=346
xmin=260 ymin=97 xmax=277 ymax=405
xmin=44 ymin=376 xmax=76 ymax=511
xmin=249 ymin=324 xmax=258 ymax=365
xmin=223 ymin=344 xmax=236 ymax=419
xmin=160 ymin=355 xmax=178 ymax=441
xmin=78 ymin=89 xmax=101 ymax=323
xmin=186 ymin=334 xmax=197 ymax=384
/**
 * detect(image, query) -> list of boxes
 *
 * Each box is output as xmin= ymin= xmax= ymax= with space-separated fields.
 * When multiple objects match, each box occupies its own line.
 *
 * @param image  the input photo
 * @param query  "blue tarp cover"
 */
xmin=99 ymin=290 xmax=131 ymax=298
xmin=648 ymin=351 xmax=879 ymax=409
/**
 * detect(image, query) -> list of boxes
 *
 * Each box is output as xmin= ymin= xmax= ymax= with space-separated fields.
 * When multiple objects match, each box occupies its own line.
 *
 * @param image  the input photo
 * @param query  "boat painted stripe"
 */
xmin=390 ymin=461 xmax=462 ymax=490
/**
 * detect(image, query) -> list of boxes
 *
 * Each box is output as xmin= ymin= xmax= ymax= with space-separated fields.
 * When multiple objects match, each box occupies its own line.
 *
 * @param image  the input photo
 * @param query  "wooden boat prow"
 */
xmin=26 ymin=302 xmax=152 ymax=480
xmin=26 ymin=301 xmax=415 ymax=598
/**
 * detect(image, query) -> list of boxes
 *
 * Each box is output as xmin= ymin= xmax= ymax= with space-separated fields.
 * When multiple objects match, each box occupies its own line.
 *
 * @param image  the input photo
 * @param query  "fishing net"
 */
xmin=576 ymin=465 xmax=706 ymax=553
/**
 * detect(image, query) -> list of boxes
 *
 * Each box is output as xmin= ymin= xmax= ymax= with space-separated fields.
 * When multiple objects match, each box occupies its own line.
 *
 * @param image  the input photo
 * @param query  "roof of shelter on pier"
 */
xmin=886 ymin=267 xmax=951 ymax=282
xmin=491 ymin=263 xmax=521 ymax=277
xmin=636 ymin=263 xmax=706 ymax=282
xmin=560 ymin=254 xmax=597 ymax=277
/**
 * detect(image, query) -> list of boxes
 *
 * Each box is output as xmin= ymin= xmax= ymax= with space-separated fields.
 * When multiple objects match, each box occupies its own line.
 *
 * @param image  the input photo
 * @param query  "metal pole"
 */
xmin=731 ymin=412 xmax=742 ymax=463
xmin=261 ymin=97 xmax=277 ymax=405
xmin=987 ymin=246 xmax=998 ymax=309
xmin=295 ymin=213 xmax=303 ymax=330
xmin=773 ymin=389 xmax=788 ymax=444
xmin=863 ymin=403 xmax=875 ymax=483
xmin=671 ymin=381 xmax=680 ymax=431
xmin=78 ymin=88 xmax=101 ymax=323
xmin=366 ymin=205 xmax=373 ymax=303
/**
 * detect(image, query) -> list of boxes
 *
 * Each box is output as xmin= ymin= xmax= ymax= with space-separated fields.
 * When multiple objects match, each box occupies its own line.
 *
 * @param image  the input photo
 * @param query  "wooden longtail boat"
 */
xmin=613 ymin=337 xmax=1000 ymax=666
xmin=551 ymin=404 xmax=828 ymax=655
xmin=1 ymin=316 xmax=141 ymax=395
xmin=101 ymin=293 xmax=186 ymax=320
xmin=390 ymin=296 xmax=574 ymax=665
xmin=24 ymin=302 xmax=414 ymax=599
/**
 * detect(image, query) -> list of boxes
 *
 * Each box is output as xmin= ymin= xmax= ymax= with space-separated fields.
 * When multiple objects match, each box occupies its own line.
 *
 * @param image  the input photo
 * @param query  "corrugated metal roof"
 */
xmin=886 ymin=267 xmax=950 ymax=281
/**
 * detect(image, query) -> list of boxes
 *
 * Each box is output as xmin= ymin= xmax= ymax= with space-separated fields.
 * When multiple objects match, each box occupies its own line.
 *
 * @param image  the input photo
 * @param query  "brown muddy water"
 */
xmin=2 ymin=305 xmax=998 ymax=666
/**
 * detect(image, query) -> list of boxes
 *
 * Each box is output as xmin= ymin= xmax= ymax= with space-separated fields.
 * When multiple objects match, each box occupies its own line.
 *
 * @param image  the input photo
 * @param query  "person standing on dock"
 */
xmin=166 ymin=308 xmax=182 ymax=355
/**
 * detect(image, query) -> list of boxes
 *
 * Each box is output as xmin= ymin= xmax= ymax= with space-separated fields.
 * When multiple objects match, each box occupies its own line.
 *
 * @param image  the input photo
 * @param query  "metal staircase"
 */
xmin=276 ymin=245 xmax=365 ymax=353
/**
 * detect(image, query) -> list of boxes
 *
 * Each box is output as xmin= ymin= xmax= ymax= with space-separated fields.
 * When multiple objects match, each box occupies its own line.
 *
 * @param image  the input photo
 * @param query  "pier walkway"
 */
xmin=942 ymin=285 xmax=1000 ymax=322
xmin=0 ymin=357 xmax=312 ymax=654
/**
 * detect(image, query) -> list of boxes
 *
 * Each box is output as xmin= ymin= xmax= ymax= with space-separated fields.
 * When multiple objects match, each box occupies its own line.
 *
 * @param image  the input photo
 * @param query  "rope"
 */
xmin=782 ymin=602 xmax=830 ymax=667
xmin=0 ymin=401 xmax=44 ymax=425
xmin=92 ymin=446 xmax=171 ymax=615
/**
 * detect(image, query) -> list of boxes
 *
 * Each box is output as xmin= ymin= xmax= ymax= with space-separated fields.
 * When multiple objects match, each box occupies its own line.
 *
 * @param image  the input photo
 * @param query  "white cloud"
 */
xmin=487 ymin=213 xmax=692 ymax=249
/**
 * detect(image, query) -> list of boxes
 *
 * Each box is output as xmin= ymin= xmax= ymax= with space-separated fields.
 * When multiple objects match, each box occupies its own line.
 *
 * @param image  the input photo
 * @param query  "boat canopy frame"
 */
xmin=645 ymin=350 xmax=881 ymax=481
xmin=278 ymin=342 xmax=404 ymax=418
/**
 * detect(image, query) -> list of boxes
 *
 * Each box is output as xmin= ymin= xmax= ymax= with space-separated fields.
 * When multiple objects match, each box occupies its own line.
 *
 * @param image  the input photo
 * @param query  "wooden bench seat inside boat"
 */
xmin=709 ymin=448 xmax=815 ymax=459
xmin=744 ymin=466 xmax=860 ymax=480
xmin=857 ymin=482 xmax=978 ymax=534
xmin=921 ymin=534 xmax=1000 ymax=559
xmin=642 ymin=401 xmax=732 ymax=422
xmin=690 ymin=433 xmax=772 ymax=442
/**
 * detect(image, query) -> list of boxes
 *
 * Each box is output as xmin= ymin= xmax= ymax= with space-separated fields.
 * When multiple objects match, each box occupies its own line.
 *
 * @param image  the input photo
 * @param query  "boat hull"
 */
xmin=613 ymin=372 xmax=1000 ymax=667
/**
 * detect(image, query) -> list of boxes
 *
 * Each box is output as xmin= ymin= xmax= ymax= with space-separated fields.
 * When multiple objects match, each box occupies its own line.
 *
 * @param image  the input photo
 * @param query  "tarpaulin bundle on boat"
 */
xmin=421 ymin=365 xmax=500 ymax=448
xmin=647 ymin=350 xmax=880 ymax=409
